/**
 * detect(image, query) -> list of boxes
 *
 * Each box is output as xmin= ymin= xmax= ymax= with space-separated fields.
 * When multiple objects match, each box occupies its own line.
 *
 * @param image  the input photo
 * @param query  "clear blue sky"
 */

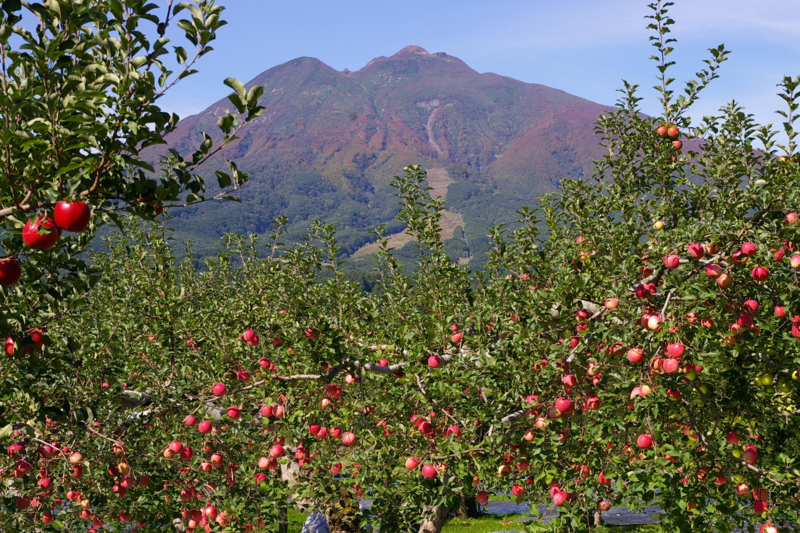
xmin=158 ymin=0 xmax=800 ymax=137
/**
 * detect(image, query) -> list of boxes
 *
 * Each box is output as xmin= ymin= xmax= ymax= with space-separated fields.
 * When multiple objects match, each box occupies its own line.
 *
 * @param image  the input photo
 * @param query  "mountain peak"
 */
xmin=395 ymin=45 xmax=430 ymax=57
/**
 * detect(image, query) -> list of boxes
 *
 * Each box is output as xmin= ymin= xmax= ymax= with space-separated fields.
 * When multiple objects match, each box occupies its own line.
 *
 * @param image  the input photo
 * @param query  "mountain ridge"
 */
xmin=150 ymin=46 xmax=613 ymax=268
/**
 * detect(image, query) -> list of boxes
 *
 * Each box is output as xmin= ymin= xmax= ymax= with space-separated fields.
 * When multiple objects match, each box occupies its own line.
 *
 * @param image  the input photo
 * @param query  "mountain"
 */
xmin=152 ymin=45 xmax=611 ymax=268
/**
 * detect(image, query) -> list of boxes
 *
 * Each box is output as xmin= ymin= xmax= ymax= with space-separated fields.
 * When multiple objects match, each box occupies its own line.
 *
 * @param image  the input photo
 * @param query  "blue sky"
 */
xmin=159 ymin=0 xmax=800 ymax=137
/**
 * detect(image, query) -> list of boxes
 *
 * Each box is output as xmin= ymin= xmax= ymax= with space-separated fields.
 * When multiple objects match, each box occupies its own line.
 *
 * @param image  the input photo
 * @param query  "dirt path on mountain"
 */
xmin=351 ymin=168 xmax=466 ymax=258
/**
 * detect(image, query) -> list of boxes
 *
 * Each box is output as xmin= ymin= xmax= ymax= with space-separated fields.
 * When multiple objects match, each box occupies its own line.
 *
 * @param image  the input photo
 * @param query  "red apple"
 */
xmin=752 ymin=266 xmax=769 ymax=281
xmin=211 ymin=383 xmax=226 ymax=397
xmin=54 ymin=201 xmax=91 ymax=232
xmin=421 ymin=464 xmax=437 ymax=479
xmin=405 ymin=457 xmax=420 ymax=470
xmin=687 ymin=244 xmax=705 ymax=259
xmin=775 ymin=306 xmax=786 ymax=318
xmin=511 ymin=484 xmax=525 ymax=498
xmin=636 ymin=434 xmax=653 ymax=449
xmin=198 ymin=421 xmax=212 ymax=434
xmin=604 ymin=297 xmax=619 ymax=309
xmin=342 ymin=432 xmax=356 ymax=446
xmin=667 ymin=126 xmax=679 ymax=138
xmin=663 ymin=254 xmax=680 ymax=269
xmin=241 ymin=329 xmax=259 ymax=346
xmin=597 ymin=471 xmax=612 ymax=485
xmin=427 ymin=355 xmax=442 ymax=368
xmin=0 ymin=257 xmax=22 ymax=286
xmin=627 ymin=348 xmax=644 ymax=364
xmin=184 ymin=415 xmax=197 ymax=426
xmin=741 ymin=242 xmax=757 ymax=256
xmin=477 ymin=491 xmax=489 ymax=504
xmin=743 ymin=445 xmax=758 ymax=464
xmin=666 ymin=342 xmax=685 ymax=358
xmin=269 ymin=445 xmax=284 ymax=458
xmin=22 ymin=216 xmax=61 ymax=250
xmin=786 ymin=213 xmax=799 ymax=225
xmin=554 ymin=397 xmax=573 ymax=414
xmin=705 ymin=264 xmax=723 ymax=278
xmin=656 ymin=125 xmax=668 ymax=136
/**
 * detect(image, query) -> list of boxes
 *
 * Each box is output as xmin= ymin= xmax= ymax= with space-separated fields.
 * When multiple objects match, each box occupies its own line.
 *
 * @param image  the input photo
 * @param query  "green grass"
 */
xmin=441 ymin=513 xmax=531 ymax=533
xmin=286 ymin=505 xmax=661 ymax=533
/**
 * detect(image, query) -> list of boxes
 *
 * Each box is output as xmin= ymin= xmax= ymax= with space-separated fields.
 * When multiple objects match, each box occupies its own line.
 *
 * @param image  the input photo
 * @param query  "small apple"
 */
xmin=636 ymin=434 xmax=653 ymax=449
xmin=0 ymin=257 xmax=22 ymax=286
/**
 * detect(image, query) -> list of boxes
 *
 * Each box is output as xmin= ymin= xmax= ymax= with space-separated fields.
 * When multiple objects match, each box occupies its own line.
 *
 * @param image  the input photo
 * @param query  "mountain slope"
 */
xmin=152 ymin=46 xmax=611 ymax=264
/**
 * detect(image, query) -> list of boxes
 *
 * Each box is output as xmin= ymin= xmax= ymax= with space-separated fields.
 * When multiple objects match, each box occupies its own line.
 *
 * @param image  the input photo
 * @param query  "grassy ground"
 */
xmin=286 ymin=505 xmax=661 ymax=533
xmin=440 ymin=513 xmax=660 ymax=533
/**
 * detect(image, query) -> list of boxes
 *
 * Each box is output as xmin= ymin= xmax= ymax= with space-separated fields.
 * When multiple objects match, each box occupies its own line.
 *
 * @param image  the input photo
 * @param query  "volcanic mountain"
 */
xmin=157 ymin=45 xmax=611 ymax=266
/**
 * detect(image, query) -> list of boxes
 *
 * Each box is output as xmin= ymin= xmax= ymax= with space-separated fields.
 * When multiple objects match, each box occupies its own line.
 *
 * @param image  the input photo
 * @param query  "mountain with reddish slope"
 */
xmin=155 ymin=45 xmax=611 ymax=264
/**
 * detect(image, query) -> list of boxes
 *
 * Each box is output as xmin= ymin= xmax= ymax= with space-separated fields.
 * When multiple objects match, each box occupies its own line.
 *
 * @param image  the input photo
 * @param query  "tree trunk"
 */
xmin=417 ymin=505 xmax=449 ymax=533
xmin=326 ymin=490 xmax=361 ymax=533
xmin=594 ymin=509 xmax=603 ymax=526
xmin=279 ymin=503 xmax=288 ymax=533
xmin=455 ymin=497 xmax=480 ymax=519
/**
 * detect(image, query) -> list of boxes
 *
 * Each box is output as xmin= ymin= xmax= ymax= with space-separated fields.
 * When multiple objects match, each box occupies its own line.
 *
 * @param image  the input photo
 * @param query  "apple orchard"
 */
xmin=2 ymin=1 xmax=800 ymax=533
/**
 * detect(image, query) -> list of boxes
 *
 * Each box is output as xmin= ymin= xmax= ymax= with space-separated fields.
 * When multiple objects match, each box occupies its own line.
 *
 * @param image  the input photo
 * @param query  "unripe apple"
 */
xmin=653 ymin=220 xmax=665 ymax=230
xmin=636 ymin=434 xmax=653 ymax=449
xmin=604 ymin=298 xmax=619 ymax=309
xmin=717 ymin=273 xmax=733 ymax=288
